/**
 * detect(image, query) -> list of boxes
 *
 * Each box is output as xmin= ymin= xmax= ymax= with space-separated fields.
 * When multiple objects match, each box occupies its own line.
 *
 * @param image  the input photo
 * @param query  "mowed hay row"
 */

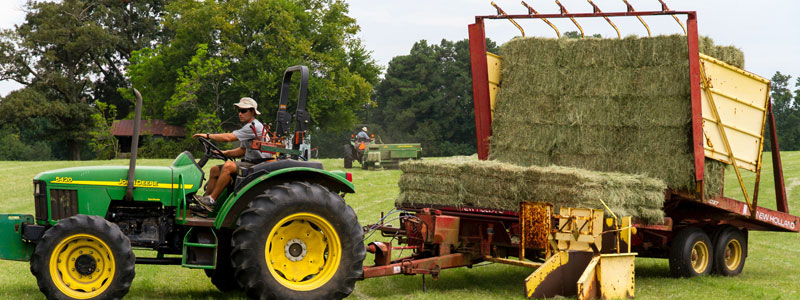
xmin=396 ymin=157 xmax=666 ymax=224
xmin=491 ymin=35 xmax=742 ymax=196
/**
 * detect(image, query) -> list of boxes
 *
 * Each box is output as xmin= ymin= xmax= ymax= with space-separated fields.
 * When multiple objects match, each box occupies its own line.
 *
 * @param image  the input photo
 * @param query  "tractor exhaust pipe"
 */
xmin=125 ymin=88 xmax=143 ymax=202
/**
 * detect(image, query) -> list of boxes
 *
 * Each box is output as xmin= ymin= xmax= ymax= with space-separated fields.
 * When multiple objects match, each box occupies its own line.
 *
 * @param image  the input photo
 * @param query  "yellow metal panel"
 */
xmin=700 ymin=53 xmax=770 ymax=172
xmin=487 ymin=52 xmax=502 ymax=119
xmin=524 ymin=251 xmax=569 ymax=298
xmin=576 ymin=256 xmax=601 ymax=300
xmin=597 ymin=253 xmax=636 ymax=299
xmin=554 ymin=208 xmax=603 ymax=252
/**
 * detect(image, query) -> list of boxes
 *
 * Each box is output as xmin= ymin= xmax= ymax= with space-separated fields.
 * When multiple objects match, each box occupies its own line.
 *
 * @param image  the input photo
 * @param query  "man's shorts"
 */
xmin=235 ymin=160 xmax=255 ymax=170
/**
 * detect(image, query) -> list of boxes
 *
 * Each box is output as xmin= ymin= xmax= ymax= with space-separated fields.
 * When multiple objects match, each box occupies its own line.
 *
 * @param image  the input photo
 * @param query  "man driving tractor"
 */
xmin=191 ymin=97 xmax=270 ymax=212
xmin=356 ymin=126 xmax=370 ymax=141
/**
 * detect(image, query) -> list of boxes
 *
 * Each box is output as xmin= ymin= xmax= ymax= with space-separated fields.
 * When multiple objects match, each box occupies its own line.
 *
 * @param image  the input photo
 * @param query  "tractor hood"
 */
xmin=34 ymin=163 xmax=200 ymax=208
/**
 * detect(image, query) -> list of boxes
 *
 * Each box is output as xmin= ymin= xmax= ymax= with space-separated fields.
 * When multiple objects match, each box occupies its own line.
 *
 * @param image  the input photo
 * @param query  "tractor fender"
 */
xmin=213 ymin=167 xmax=354 ymax=229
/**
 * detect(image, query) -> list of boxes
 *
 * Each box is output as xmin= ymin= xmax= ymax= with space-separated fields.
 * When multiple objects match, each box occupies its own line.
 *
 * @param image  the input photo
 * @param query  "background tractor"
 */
xmin=0 ymin=66 xmax=365 ymax=300
xmin=343 ymin=125 xmax=422 ymax=170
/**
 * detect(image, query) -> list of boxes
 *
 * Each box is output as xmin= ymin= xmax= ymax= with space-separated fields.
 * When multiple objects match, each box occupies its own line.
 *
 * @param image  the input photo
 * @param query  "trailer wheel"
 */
xmin=712 ymin=227 xmax=747 ymax=276
xmin=343 ymin=145 xmax=353 ymax=169
xmin=231 ymin=182 xmax=364 ymax=300
xmin=669 ymin=227 xmax=713 ymax=277
xmin=30 ymin=215 xmax=135 ymax=300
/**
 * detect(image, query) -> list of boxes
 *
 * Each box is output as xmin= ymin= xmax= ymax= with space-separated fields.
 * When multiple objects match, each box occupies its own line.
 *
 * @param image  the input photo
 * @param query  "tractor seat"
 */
xmin=234 ymin=159 xmax=323 ymax=191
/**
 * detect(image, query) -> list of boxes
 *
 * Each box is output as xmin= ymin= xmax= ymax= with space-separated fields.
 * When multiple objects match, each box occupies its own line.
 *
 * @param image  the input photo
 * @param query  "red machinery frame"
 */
xmin=467 ymin=6 xmax=798 ymax=235
xmin=361 ymin=2 xmax=798 ymax=288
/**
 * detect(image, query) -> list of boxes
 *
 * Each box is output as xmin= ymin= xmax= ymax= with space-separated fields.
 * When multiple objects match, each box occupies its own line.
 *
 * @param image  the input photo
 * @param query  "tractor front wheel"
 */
xmin=30 ymin=215 xmax=135 ymax=300
xmin=231 ymin=182 xmax=364 ymax=300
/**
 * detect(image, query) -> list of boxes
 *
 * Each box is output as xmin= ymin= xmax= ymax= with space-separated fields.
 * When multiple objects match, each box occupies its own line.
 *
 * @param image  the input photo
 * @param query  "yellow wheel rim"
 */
xmin=48 ymin=234 xmax=115 ymax=299
xmin=690 ymin=240 xmax=709 ymax=274
xmin=265 ymin=213 xmax=341 ymax=291
xmin=724 ymin=239 xmax=742 ymax=271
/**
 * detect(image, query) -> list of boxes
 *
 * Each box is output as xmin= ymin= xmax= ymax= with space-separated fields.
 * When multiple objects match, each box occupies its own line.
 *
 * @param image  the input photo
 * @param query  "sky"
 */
xmin=1 ymin=0 xmax=798 ymax=96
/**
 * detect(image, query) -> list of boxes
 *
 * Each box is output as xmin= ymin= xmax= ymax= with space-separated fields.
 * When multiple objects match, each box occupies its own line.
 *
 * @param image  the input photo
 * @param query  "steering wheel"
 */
xmin=197 ymin=137 xmax=228 ymax=167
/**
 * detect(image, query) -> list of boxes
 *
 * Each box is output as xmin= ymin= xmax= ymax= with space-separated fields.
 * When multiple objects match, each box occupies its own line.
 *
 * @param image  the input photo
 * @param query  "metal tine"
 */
xmin=587 ymin=0 xmax=621 ymax=39
xmin=622 ymin=0 xmax=652 ymax=37
xmin=491 ymin=2 xmax=526 ymax=37
xmin=658 ymin=0 xmax=687 ymax=34
xmin=555 ymin=0 xmax=584 ymax=38
xmin=521 ymin=1 xmax=561 ymax=38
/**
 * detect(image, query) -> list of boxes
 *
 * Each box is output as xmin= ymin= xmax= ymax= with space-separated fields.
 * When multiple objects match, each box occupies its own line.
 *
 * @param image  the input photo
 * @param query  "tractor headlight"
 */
xmin=34 ymin=182 xmax=40 ymax=194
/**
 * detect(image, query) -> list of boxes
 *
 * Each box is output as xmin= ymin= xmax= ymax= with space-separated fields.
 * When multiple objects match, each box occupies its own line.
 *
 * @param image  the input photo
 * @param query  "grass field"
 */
xmin=1 ymin=152 xmax=799 ymax=300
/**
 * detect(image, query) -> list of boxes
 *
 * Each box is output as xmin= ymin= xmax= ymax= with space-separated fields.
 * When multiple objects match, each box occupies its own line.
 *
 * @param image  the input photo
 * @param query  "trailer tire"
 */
xmin=231 ymin=182 xmax=364 ymax=300
xmin=30 ymin=215 xmax=135 ymax=300
xmin=343 ymin=145 xmax=353 ymax=169
xmin=712 ymin=227 xmax=747 ymax=276
xmin=669 ymin=227 xmax=713 ymax=277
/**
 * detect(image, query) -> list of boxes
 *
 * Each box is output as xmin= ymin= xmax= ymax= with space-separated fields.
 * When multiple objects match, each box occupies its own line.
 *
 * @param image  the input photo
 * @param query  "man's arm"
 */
xmin=192 ymin=133 xmax=238 ymax=142
xmin=222 ymin=147 xmax=245 ymax=158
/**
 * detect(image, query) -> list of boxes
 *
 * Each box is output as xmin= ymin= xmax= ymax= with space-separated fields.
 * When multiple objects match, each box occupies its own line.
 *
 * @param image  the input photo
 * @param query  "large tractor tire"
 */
xmin=205 ymin=230 xmax=240 ymax=292
xmin=231 ymin=182 xmax=364 ymax=300
xmin=712 ymin=226 xmax=747 ymax=276
xmin=343 ymin=145 xmax=353 ymax=169
xmin=669 ymin=227 xmax=713 ymax=277
xmin=30 ymin=215 xmax=135 ymax=300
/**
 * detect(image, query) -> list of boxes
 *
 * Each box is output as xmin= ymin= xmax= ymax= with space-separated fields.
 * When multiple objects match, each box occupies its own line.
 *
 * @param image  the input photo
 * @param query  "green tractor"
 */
xmin=343 ymin=126 xmax=422 ymax=170
xmin=0 ymin=66 xmax=364 ymax=300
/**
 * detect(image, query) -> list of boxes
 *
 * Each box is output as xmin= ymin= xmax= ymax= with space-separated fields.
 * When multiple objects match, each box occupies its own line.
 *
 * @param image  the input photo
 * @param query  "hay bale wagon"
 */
xmin=361 ymin=3 xmax=800 ymax=300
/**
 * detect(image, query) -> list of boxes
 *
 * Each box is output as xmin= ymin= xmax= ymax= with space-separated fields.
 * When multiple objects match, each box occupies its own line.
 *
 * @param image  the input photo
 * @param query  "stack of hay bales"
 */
xmin=397 ymin=156 xmax=667 ymax=224
xmin=395 ymin=35 xmax=742 ymax=224
xmin=489 ymin=35 xmax=741 ymax=196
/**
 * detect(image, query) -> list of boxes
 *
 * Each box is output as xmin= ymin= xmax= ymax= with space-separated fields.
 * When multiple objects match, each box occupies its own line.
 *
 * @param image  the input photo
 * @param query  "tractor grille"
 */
xmin=50 ymin=189 xmax=78 ymax=220
xmin=33 ymin=180 xmax=48 ymax=221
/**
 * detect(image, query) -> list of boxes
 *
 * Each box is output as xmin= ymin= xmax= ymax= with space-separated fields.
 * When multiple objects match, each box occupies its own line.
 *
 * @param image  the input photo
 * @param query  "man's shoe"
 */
xmin=194 ymin=195 xmax=216 ymax=212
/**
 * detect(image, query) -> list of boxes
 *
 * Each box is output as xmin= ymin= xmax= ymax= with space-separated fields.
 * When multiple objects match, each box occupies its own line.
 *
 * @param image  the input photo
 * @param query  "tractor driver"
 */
xmin=357 ymin=126 xmax=370 ymax=141
xmin=191 ymin=97 xmax=270 ymax=212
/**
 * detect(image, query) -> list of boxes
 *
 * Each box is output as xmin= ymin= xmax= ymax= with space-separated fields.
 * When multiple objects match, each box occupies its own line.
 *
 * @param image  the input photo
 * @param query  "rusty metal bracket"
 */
xmin=622 ymin=0 xmax=652 ymax=37
xmin=658 ymin=0 xmax=687 ymax=34
xmin=555 ymin=0 xmax=584 ymax=37
xmin=521 ymin=1 xmax=561 ymax=38
xmin=587 ymin=0 xmax=620 ymax=38
xmin=492 ymin=2 xmax=525 ymax=37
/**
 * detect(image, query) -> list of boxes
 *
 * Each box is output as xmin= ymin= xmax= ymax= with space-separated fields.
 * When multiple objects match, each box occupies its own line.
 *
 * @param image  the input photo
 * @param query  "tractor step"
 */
xmin=181 ymin=227 xmax=218 ymax=269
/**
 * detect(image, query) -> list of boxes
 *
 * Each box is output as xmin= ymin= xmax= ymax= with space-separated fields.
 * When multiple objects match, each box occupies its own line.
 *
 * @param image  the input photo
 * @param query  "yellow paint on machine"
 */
xmin=49 ymin=180 xmax=193 ymax=190
xmin=524 ymin=251 xmax=568 ymax=298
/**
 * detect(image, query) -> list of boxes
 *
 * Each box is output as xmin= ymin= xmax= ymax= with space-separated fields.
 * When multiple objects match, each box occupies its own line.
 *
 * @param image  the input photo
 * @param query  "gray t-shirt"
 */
xmin=232 ymin=119 xmax=270 ymax=162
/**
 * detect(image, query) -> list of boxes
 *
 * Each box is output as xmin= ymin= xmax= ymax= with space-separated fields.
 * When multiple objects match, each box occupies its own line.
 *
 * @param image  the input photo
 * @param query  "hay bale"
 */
xmin=490 ymin=35 xmax=741 ymax=196
xmin=396 ymin=157 xmax=666 ymax=224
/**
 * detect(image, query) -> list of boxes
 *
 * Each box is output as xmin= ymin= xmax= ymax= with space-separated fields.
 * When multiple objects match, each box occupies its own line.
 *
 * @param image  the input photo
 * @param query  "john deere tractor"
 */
xmin=0 ymin=66 xmax=364 ymax=300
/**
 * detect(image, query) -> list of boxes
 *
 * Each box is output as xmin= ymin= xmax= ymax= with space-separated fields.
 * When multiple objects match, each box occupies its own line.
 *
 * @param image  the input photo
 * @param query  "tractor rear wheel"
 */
xmin=669 ymin=227 xmax=713 ymax=277
xmin=231 ymin=182 xmax=364 ymax=300
xmin=712 ymin=226 xmax=747 ymax=276
xmin=343 ymin=145 xmax=353 ymax=169
xmin=30 ymin=215 xmax=135 ymax=300
xmin=205 ymin=230 xmax=240 ymax=292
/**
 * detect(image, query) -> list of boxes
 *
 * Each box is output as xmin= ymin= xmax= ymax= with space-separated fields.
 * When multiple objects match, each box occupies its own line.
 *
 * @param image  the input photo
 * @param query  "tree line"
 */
xmin=0 ymin=1 xmax=798 ymax=161
xmin=0 ymin=0 xmax=379 ymax=160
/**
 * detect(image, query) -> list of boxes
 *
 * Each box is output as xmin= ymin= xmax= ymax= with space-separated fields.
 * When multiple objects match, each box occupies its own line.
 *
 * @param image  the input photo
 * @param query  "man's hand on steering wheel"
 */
xmin=194 ymin=134 xmax=229 ymax=167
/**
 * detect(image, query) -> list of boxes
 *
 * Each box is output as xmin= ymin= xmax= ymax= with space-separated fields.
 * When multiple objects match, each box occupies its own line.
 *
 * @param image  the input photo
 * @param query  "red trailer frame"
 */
xmin=466 ymin=7 xmax=799 ymax=238
xmin=362 ymin=3 xmax=798 ymax=289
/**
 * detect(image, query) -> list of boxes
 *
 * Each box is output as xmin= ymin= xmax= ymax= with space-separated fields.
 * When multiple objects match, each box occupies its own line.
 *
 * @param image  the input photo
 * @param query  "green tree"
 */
xmin=88 ymin=100 xmax=119 ymax=160
xmin=371 ymin=38 xmax=497 ymax=156
xmin=0 ymin=0 xmax=166 ymax=159
xmin=127 ymin=0 xmax=380 ymax=135
xmin=769 ymin=72 xmax=800 ymax=151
